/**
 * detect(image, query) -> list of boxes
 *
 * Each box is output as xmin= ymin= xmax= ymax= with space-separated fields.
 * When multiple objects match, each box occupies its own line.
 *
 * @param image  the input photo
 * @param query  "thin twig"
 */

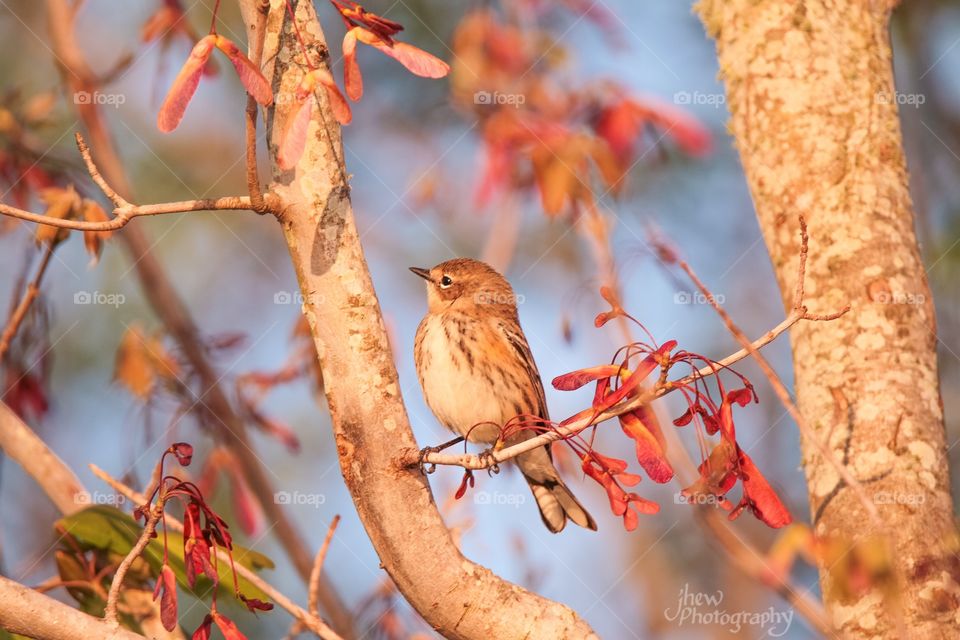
xmin=90 ymin=465 xmax=343 ymax=640
xmin=673 ymin=225 xmax=879 ymax=524
xmin=580 ymin=206 xmax=834 ymax=636
xmin=0 ymin=133 xmax=281 ymax=232
xmin=103 ymin=503 xmax=162 ymax=626
xmin=309 ymin=516 xmax=340 ymax=618
xmin=0 ymin=242 xmax=56 ymax=362
xmin=413 ymin=310 xmax=805 ymax=470
xmin=244 ymin=0 xmax=270 ymax=213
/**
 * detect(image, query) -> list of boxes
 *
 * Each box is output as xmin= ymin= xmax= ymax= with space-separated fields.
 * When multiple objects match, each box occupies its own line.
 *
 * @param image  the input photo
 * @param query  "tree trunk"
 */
xmin=252 ymin=1 xmax=597 ymax=638
xmin=698 ymin=1 xmax=958 ymax=637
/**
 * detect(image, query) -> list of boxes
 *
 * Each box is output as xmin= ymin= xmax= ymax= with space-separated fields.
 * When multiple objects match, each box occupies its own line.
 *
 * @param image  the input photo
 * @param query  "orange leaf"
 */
xmin=81 ymin=199 xmax=112 ymax=266
xmin=213 ymin=35 xmax=273 ymax=106
xmin=531 ymin=147 xmax=575 ymax=215
xmin=35 ymin=186 xmax=80 ymax=246
xmin=114 ymin=325 xmax=181 ymax=400
xmin=158 ymin=35 xmax=216 ymax=132
xmin=343 ymin=28 xmax=363 ymax=101
xmin=355 ymin=27 xmax=450 ymax=78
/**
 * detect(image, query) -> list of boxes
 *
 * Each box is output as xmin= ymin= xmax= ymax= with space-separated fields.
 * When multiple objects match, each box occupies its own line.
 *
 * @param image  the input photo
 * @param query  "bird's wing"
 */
xmin=496 ymin=318 xmax=550 ymax=422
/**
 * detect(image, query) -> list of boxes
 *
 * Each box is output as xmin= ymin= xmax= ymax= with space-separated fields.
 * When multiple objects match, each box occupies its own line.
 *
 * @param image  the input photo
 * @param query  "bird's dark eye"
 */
xmin=439 ymin=275 xmax=453 ymax=288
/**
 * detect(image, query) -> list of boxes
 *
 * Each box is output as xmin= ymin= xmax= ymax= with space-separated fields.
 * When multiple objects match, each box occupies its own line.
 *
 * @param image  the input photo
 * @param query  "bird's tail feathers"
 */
xmin=529 ymin=479 xmax=597 ymax=533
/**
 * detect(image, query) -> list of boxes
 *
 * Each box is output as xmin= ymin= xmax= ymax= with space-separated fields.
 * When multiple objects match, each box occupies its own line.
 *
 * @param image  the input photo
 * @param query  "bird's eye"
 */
xmin=439 ymin=275 xmax=453 ymax=288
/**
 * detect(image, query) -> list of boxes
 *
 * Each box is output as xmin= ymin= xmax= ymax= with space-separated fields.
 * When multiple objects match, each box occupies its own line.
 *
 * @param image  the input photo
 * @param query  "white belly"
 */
xmin=416 ymin=315 xmax=518 ymax=444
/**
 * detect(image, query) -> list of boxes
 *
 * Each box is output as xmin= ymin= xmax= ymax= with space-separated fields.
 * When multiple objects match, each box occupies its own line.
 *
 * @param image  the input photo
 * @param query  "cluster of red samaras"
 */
xmin=157 ymin=0 xmax=449 ymax=169
xmin=449 ymin=9 xmax=712 ymax=217
xmin=551 ymin=291 xmax=792 ymax=531
xmin=142 ymin=443 xmax=272 ymax=640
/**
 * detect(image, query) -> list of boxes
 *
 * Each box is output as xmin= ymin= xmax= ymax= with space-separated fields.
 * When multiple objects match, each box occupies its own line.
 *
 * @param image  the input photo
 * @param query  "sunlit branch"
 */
xmin=0 ymin=133 xmax=280 ymax=232
xmin=411 ymin=309 xmax=808 ymax=470
xmin=103 ymin=502 xmax=163 ymax=626
xmin=672 ymin=215 xmax=880 ymax=525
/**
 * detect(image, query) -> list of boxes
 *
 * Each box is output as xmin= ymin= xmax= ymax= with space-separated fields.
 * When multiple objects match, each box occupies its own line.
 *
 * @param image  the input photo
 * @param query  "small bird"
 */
xmin=411 ymin=258 xmax=596 ymax=533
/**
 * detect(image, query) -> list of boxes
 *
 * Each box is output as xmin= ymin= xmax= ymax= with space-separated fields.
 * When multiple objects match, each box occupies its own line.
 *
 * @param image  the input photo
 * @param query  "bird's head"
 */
xmin=409 ymin=258 xmax=519 ymax=316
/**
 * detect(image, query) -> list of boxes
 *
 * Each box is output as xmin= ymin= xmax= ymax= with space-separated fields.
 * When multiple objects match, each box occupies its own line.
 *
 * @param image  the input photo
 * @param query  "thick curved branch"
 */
xmin=0 ymin=400 xmax=89 ymax=514
xmin=261 ymin=2 xmax=596 ymax=638
xmin=0 ymin=575 xmax=145 ymax=640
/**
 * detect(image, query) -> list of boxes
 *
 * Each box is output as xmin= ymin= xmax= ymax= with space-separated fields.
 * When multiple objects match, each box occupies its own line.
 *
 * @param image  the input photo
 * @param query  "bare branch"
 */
xmin=672 ymin=225 xmax=882 ymax=526
xmin=103 ymin=503 xmax=163 ymax=625
xmin=241 ymin=0 xmax=272 ymax=214
xmin=0 ymin=242 xmax=56 ymax=362
xmin=309 ymin=516 xmax=340 ymax=619
xmin=0 ymin=575 xmax=145 ymax=640
xmin=0 ymin=135 xmax=275 ymax=230
xmin=414 ymin=310 xmax=805 ymax=470
xmin=0 ymin=400 xmax=89 ymax=514
xmin=263 ymin=2 xmax=596 ymax=637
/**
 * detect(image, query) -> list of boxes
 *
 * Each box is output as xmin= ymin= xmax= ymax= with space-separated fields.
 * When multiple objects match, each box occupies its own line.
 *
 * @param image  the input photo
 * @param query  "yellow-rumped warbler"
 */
xmin=411 ymin=258 xmax=596 ymax=533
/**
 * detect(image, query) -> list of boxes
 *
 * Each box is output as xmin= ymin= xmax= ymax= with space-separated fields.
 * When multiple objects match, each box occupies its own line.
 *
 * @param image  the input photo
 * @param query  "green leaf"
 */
xmin=56 ymin=505 xmax=274 ymax=602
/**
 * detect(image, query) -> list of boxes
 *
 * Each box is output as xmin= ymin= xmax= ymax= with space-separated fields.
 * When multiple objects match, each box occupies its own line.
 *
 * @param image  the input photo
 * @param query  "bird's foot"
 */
xmin=477 ymin=448 xmax=501 ymax=476
xmin=417 ymin=445 xmax=440 ymax=475
xmin=417 ymin=435 xmax=465 ymax=475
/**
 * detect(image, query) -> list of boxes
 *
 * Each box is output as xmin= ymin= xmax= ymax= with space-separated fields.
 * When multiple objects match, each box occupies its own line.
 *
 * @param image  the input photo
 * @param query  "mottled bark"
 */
xmin=698 ymin=1 xmax=957 ymax=637
xmin=252 ymin=1 xmax=597 ymax=637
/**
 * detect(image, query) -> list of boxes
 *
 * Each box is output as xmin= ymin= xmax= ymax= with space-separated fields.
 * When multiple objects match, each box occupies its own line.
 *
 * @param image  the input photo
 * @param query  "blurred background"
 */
xmin=0 ymin=1 xmax=958 ymax=638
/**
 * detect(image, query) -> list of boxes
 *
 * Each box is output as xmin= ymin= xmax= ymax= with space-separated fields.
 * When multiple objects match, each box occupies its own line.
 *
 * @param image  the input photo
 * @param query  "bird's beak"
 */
xmin=409 ymin=267 xmax=433 ymax=282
